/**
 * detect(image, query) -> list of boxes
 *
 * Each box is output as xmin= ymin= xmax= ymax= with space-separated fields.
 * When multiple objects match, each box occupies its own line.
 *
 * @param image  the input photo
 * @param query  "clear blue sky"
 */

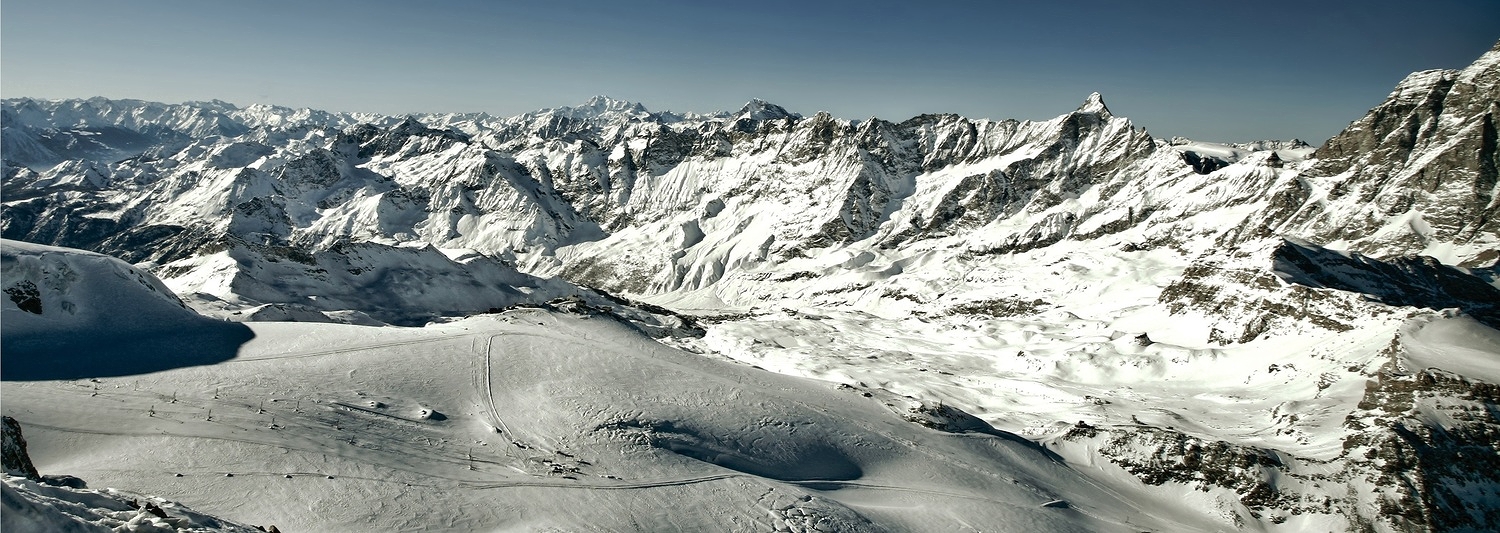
xmin=3 ymin=0 xmax=1497 ymax=143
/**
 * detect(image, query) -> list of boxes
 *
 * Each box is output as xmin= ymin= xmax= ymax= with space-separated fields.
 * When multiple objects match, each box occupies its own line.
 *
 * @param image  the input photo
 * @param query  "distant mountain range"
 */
xmin=3 ymin=38 xmax=1498 ymax=533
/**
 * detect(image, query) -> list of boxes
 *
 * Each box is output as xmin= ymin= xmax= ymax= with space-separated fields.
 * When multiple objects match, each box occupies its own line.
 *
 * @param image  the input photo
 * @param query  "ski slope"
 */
xmin=6 ymin=312 xmax=1238 ymax=532
xmin=1 ymin=240 xmax=1225 ymax=532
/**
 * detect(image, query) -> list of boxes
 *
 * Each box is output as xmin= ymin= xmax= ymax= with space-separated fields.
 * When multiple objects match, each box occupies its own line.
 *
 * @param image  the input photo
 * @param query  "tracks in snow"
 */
xmin=12 ymin=318 xmax=1062 ymax=516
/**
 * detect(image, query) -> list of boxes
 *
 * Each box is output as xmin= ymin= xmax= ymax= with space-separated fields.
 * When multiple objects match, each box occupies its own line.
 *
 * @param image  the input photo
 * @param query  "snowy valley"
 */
xmin=3 ymin=41 xmax=1499 ymax=532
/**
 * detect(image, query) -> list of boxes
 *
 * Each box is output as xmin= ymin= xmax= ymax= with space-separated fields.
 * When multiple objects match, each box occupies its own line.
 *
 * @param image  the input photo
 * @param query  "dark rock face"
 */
xmin=1180 ymin=150 xmax=1230 ymax=174
xmin=1158 ymin=244 xmax=1384 ymax=345
xmin=2 ymin=416 xmax=41 ymax=480
xmin=1057 ymin=333 xmax=1500 ymax=532
xmin=347 ymin=116 xmax=470 ymax=159
xmin=4 ymin=280 xmax=43 ymax=314
xmin=1272 ymin=238 xmax=1500 ymax=327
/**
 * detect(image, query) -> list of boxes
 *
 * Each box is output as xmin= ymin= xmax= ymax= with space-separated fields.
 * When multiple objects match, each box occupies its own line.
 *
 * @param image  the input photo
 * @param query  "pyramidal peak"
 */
xmin=1076 ymin=92 xmax=1111 ymax=117
xmin=736 ymin=98 xmax=798 ymax=121
xmin=6 ymin=39 xmax=1500 ymax=533
xmin=386 ymin=115 xmax=442 ymax=136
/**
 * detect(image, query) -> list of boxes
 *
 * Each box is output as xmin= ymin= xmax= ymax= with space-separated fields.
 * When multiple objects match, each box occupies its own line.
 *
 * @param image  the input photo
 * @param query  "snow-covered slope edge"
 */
xmin=5 ymin=415 xmax=266 ymax=532
xmin=1 ymin=239 xmax=254 ymax=381
xmin=2 ymin=239 xmax=199 ymax=336
xmin=4 ymin=475 xmax=266 ymax=533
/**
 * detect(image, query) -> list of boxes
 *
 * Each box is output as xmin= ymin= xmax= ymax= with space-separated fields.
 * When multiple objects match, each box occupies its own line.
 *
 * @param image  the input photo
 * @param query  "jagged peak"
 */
xmin=516 ymin=96 xmax=652 ymax=125
xmin=579 ymin=95 xmax=649 ymax=114
xmin=359 ymin=115 xmax=470 ymax=146
xmin=1229 ymin=139 xmax=1314 ymax=151
xmin=736 ymin=98 xmax=798 ymax=121
xmin=1076 ymin=92 xmax=1111 ymax=117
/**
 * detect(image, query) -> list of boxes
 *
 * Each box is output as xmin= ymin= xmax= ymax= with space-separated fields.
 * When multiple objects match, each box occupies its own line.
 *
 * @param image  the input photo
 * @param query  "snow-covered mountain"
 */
xmin=3 ymin=40 xmax=1498 ymax=532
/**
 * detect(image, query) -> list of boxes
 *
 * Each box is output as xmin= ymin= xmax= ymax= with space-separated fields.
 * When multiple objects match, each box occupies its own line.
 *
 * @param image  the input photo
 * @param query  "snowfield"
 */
xmin=3 ymin=233 xmax=1496 ymax=532
xmin=5 ymin=241 xmax=1222 ymax=532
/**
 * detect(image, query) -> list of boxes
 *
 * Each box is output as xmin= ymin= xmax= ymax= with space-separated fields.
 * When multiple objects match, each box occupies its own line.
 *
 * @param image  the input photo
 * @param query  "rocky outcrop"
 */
xmin=1059 ymin=422 xmax=1287 ymax=515
xmin=1336 ymin=336 xmax=1500 ymax=532
xmin=2 ymin=416 xmax=40 ymax=481
xmin=1051 ymin=321 xmax=1500 ymax=533
xmin=1158 ymin=240 xmax=1402 ymax=344
xmin=1272 ymin=238 xmax=1500 ymax=327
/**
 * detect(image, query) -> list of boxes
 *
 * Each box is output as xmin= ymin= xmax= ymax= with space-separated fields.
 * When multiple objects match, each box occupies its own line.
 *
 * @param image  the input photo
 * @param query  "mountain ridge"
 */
xmin=4 ymin=39 xmax=1500 ymax=532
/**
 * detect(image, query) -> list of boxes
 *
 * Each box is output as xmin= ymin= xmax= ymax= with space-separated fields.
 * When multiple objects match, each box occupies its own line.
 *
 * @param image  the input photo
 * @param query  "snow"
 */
xmin=1400 ymin=313 xmax=1500 ymax=383
xmin=3 ymin=475 xmax=262 ymax=532
xmin=0 ymin=289 xmax=1204 ymax=531
xmin=736 ymin=98 xmax=799 ymax=121
xmin=1076 ymin=92 xmax=1110 ymax=116
xmin=156 ymin=239 xmax=578 ymax=326
xmin=0 ymin=240 xmax=198 ymax=338
xmin=1 ymin=240 xmax=255 ymax=382
xmin=7 ymin=42 xmax=1500 ymax=529
xmin=683 ymin=271 xmax=1403 ymax=464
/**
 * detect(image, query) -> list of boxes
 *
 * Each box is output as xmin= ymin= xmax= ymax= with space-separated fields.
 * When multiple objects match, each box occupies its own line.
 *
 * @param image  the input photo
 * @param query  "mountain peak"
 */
xmin=736 ymin=98 xmax=797 ymax=121
xmin=392 ymin=115 xmax=428 ymax=133
xmin=1076 ymin=92 xmax=1111 ymax=117
xmin=579 ymin=95 xmax=648 ymax=114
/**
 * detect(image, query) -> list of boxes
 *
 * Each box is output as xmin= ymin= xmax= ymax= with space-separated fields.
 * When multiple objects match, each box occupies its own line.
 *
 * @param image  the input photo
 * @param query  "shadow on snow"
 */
xmin=2 ymin=320 xmax=254 ymax=381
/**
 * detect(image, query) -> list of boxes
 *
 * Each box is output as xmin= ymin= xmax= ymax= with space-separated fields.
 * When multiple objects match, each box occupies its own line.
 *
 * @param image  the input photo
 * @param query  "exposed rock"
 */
xmin=1290 ymin=43 xmax=1500 ymax=264
xmin=1060 ymin=423 xmax=1286 ymax=510
xmin=1159 ymin=240 xmax=1390 ymax=345
xmin=1337 ymin=336 xmax=1500 ymax=532
xmin=1272 ymin=238 xmax=1500 ymax=327
xmin=2 ymin=416 xmax=40 ymax=480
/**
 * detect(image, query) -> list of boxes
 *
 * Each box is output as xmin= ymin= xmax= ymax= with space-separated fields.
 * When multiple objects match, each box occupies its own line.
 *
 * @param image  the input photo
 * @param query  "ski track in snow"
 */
xmin=12 ymin=312 xmax=1209 ymax=531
